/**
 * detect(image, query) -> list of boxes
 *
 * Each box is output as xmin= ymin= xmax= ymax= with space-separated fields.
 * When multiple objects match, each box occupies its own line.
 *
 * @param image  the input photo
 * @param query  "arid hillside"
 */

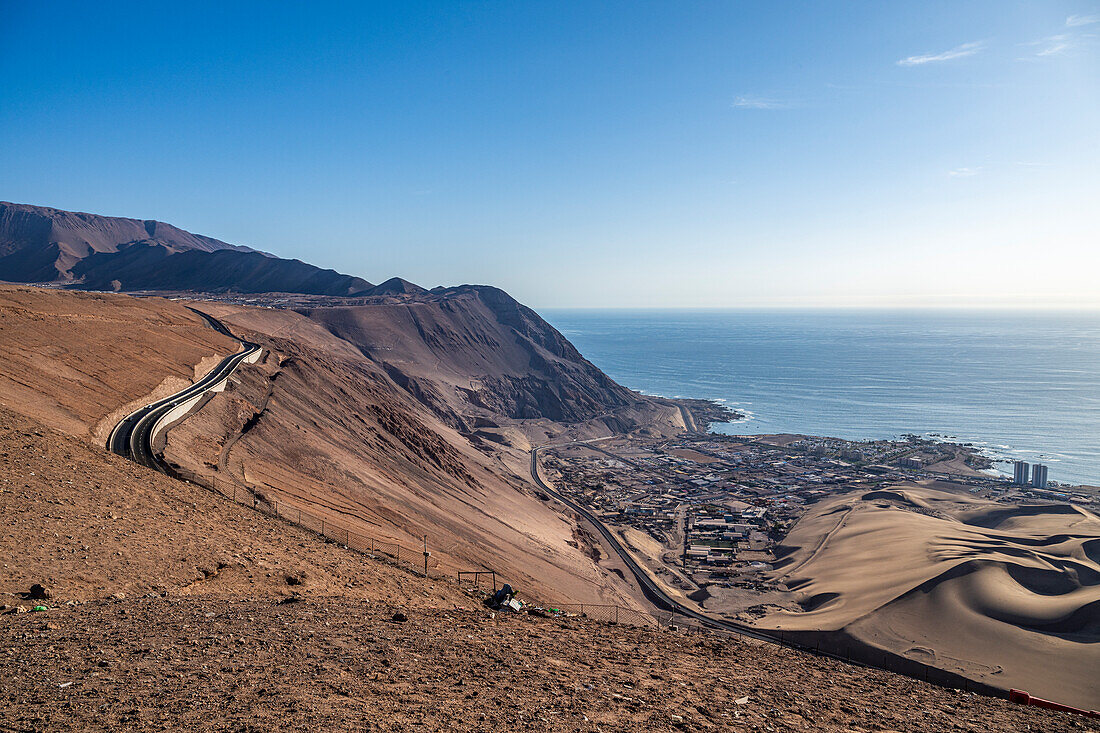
xmin=1 ymin=405 xmax=1092 ymax=732
xmin=175 ymin=292 xmax=695 ymax=606
xmin=298 ymin=285 xmax=643 ymax=425
xmin=0 ymin=284 xmax=236 ymax=441
xmin=0 ymin=405 xmax=457 ymax=605
xmin=0 ymin=202 xmax=373 ymax=295
xmin=0 ymin=284 xmax=668 ymax=606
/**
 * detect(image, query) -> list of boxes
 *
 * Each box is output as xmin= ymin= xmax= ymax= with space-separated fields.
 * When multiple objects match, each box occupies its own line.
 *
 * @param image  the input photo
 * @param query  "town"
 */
xmin=539 ymin=431 xmax=1098 ymax=614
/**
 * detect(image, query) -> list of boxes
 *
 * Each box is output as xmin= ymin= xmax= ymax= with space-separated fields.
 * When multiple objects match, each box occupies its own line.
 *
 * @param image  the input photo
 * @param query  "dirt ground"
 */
xmin=0 ymin=406 xmax=465 ymax=606
xmin=5 ymin=598 xmax=1097 ymax=733
xmin=2 ymin=407 xmax=1096 ymax=731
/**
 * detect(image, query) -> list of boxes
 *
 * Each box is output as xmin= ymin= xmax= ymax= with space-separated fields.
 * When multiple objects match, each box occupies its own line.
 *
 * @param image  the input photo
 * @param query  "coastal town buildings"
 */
xmin=1031 ymin=463 xmax=1049 ymax=489
xmin=542 ymin=432 xmax=1095 ymax=614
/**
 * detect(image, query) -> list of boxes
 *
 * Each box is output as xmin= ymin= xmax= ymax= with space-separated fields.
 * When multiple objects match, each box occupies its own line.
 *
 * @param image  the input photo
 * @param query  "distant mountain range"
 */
xmin=0 ymin=202 xmax=375 ymax=296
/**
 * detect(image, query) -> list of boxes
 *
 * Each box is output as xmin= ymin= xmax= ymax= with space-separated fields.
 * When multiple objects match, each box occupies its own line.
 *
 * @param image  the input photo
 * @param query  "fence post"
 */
xmin=345 ymin=529 xmax=350 ymax=548
xmin=422 ymin=535 xmax=429 ymax=577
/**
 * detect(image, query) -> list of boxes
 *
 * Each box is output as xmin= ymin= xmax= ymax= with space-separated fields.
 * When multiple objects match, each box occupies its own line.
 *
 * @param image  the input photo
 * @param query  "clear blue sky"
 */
xmin=2 ymin=2 xmax=1097 ymax=308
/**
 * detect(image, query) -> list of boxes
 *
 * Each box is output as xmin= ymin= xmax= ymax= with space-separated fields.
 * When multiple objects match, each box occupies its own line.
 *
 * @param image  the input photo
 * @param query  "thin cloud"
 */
xmin=1037 ymin=40 xmax=1071 ymax=56
xmin=948 ymin=167 xmax=981 ymax=178
xmin=1066 ymin=13 xmax=1100 ymax=27
xmin=897 ymin=41 xmax=985 ymax=67
xmin=1018 ymin=32 xmax=1093 ymax=59
xmin=731 ymin=95 xmax=788 ymax=110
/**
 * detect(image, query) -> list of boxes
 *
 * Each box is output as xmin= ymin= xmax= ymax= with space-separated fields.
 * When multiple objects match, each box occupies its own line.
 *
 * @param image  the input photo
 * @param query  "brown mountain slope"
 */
xmin=0 ymin=283 xmax=237 ymax=441
xmin=161 ymin=303 xmax=648 ymax=607
xmin=0 ymin=285 xmax=653 ymax=606
xmin=0 ymin=201 xmax=250 ymax=281
xmin=0 ymin=202 xmax=373 ymax=295
xmin=298 ymin=285 xmax=643 ymax=426
xmin=0 ymin=405 xmax=457 ymax=604
xmin=0 ymin=409 xmax=1088 ymax=732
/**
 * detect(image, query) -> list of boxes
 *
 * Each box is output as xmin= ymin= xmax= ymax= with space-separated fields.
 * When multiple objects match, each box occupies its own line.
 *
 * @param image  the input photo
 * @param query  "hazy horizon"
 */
xmin=2 ymin=2 xmax=1097 ymax=309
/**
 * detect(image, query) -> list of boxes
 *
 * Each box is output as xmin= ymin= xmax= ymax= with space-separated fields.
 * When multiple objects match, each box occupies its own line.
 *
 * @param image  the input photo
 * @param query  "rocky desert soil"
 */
xmin=2 ymin=407 xmax=1097 ymax=731
xmin=7 ymin=597 xmax=1097 ymax=733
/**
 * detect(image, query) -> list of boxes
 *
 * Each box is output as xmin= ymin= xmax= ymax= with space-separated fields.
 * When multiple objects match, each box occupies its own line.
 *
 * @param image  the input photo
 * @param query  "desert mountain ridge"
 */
xmin=0 ymin=201 xmax=373 ymax=296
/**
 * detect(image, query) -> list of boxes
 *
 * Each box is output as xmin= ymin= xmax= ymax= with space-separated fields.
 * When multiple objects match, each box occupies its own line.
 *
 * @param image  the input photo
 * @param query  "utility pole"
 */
xmin=423 ymin=535 xmax=430 ymax=577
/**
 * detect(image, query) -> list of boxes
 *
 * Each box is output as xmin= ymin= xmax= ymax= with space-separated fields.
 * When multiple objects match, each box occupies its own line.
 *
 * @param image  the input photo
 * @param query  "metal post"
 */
xmin=423 ymin=535 xmax=429 ymax=577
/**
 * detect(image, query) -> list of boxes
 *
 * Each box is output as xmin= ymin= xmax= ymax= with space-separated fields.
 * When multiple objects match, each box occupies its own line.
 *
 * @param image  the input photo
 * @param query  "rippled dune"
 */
xmin=759 ymin=485 xmax=1100 ymax=708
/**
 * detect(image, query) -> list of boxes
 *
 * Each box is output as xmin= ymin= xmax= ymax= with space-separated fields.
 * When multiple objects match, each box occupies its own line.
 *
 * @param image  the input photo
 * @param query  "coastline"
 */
xmin=544 ymin=308 xmax=1100 ymax=488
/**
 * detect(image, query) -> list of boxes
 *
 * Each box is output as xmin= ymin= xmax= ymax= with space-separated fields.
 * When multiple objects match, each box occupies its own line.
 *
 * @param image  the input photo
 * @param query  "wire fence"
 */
xmin=165 ymin=461 xmax=1004 ymax=701
xmin=457 ymin=571 xmax=499 ymax=593
xmin=167 ymin=464 xmax=438 ymax=578
xmin=548 ymin=603 xmax=658 ymax=627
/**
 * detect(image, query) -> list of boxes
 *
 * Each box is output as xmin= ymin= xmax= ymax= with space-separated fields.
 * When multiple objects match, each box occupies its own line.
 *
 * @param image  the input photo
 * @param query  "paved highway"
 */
xmin=107 ymin=309 xmax=260 ymax=472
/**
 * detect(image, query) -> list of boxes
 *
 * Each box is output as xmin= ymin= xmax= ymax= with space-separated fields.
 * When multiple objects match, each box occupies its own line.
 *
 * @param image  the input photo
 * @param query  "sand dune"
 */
xmin=760 ymin=484 xmax=1100 ymax=708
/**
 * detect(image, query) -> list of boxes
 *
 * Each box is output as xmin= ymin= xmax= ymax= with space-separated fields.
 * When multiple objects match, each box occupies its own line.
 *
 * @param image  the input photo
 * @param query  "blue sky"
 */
xmin=2 ymin=1 xmax=1097 ymax=308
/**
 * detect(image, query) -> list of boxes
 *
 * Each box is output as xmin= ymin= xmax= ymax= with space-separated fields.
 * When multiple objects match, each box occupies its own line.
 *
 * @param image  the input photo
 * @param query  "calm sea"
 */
xmin=542 ymin=309 xmax=1100 ymax=487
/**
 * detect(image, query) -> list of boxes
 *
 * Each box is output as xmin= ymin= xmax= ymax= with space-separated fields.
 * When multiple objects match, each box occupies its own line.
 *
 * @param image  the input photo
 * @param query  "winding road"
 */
xmin=530 ymin=443 xmax=779 ymax=642
xmin=107 ymin=308 xmax=261 ymax=472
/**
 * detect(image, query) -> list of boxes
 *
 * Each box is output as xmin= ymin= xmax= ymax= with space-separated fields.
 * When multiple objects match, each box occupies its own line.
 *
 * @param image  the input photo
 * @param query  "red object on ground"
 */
xmin=1008 ymin=689 xmax=1100 ymax=719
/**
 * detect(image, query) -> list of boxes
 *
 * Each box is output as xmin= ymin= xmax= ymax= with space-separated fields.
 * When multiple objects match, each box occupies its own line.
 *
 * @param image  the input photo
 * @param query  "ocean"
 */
xmin=542 ymin=309 xmax=1100 ymax=487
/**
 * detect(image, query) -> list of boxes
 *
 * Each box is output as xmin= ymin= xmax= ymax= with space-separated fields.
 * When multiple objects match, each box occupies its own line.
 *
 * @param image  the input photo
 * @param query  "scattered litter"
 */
xmin=31 ymin=605 xmax=48 ymax=612
xmin=58 ymin=681 xmax=73 ymax=689
xmin=735 ymin=696 xmax=751 ymax=705
xmin=485 ymin=584 xmax=517 ymax=610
